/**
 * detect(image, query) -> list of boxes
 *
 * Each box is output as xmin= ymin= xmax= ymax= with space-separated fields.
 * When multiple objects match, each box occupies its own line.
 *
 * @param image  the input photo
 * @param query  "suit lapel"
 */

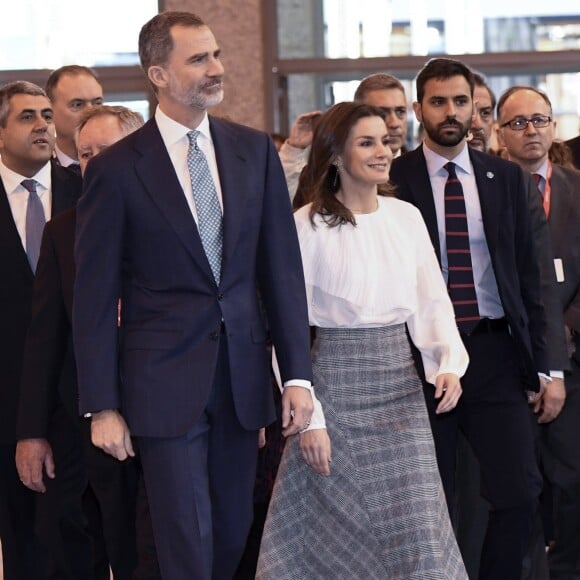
xmin=50 ymin=162 xmax=81 ymax=216
xmin=210 ymin=117 xmax=247 ymax=277
xmin=0 ymin=179 xmax=34 ymax=279
xmin=470 ymin=150 xmax=500 ymax=256
xmin=548 ymin=165 xmax=572 ymax=253
xmin=405 ymin=148 xmax=442 ymax=262
xmin=133 ymin=120 xmax=215 ymax=283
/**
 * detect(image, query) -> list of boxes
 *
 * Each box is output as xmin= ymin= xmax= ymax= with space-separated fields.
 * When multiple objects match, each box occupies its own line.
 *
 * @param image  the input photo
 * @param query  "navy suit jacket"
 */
xmin=390 ymin=146 xmax=550 ymax=389
xmin=73 ymin=116 xmax=312 ymax=437
xmin=0 ymin=163 xmax=80 ymax=443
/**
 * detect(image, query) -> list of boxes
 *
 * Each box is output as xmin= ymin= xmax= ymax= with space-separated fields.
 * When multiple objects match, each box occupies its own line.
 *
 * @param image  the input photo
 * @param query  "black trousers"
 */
xmin=0 ymin=444 xmax=46 ymax=580
xmin=424 ymin=329 xmax=542 ymax=580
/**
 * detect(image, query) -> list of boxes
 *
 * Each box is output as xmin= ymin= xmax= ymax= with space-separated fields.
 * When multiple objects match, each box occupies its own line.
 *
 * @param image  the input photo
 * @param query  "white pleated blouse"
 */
xmin=295 ymin=196 xmax=469 ymax=385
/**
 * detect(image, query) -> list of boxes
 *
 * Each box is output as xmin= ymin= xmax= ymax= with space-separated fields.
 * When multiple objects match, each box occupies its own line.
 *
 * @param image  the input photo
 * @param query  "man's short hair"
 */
xmin=75 ymin=105 xmax=144 ymax=142
xmin=472 ymin=71 xmax=497 ymax=110
xmin=354 ymin=73 xmax=406 ymax=102
xmin=45 ymin=65 xmax=100 ymax=101
xmin=415 ymin=58 xmax=474 ymax=103
xmin=0 ymin=81 xmax=48 ymax=127
xmin=496 ymin=85 xmax=553 ymax=119
xmin=139 ymin=11 xmax=206 ymax=73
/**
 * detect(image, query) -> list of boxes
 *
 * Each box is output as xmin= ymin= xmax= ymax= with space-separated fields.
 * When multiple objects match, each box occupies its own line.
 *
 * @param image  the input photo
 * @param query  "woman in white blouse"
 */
xmin=257 ymin=102 xmax=469 ymax=579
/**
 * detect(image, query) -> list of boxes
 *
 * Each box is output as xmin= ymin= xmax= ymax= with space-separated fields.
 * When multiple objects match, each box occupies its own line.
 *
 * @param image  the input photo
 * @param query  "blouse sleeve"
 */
xmin=406 ymin=214 xmax=469 ymax=384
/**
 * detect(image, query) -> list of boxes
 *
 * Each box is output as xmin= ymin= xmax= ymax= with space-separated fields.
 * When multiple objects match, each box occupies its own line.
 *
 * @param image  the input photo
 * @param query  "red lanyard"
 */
xmin=542 ymin=160 xmax=552 ymax=219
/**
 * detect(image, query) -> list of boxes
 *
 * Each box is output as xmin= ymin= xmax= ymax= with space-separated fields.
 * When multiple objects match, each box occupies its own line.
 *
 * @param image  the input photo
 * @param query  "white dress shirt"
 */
xmin=423 ymin=142 xmax=505 ymax=319
xmin=0 ymin=159 xmax=51 ymax=251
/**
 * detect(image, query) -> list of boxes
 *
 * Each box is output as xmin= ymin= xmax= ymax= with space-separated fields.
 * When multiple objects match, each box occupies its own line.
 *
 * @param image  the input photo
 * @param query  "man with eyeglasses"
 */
xmin=498 ymin=85 xmax=580 ymax=580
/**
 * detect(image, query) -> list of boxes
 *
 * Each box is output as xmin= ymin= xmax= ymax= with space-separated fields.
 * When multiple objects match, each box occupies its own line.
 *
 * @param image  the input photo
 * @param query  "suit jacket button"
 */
xmin=217 ymin=293 xmax=224 ymax=301
xmin=209 ymin=331 xmax=219 ymax=341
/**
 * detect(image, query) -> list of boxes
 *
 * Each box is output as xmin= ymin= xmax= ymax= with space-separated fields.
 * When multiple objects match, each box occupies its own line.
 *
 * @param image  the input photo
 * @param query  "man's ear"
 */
xmin=412 ymin=101 xmax=422 ymax=123
xmin=147 ymin=66 xmax=168 ymax=91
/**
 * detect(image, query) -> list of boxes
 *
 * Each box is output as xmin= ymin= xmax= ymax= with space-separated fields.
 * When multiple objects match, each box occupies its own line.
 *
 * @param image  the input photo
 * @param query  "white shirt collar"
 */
xmin=154 ymin=106 xmax=212 ymax=149
xmin=423 ymin=141 xmax=473 ymax=177
xmin=0 ymin=158 xmax=52 ymax=195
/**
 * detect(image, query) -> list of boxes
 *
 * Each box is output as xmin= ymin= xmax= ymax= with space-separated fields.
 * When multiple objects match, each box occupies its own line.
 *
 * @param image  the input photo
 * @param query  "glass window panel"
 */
xmin=277 ymin=0 xmax=580 ymax=58
xmin=0 ymin=0 xmax=158 ymax=70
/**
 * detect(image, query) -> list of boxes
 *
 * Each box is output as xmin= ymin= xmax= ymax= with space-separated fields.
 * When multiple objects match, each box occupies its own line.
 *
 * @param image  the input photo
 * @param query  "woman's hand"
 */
xmin=434 ymin=373 xmax=462 ymax=414
xmin=300 ymin=429 xmax=332 ymax=476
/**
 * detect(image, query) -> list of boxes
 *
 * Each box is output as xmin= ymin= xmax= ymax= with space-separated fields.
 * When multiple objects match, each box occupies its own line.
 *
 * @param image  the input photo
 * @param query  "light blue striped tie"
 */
xmin=21 ymin=179 xmax=45 ymax=271
xmin=187 ymin=130 xmax=223 ymax=284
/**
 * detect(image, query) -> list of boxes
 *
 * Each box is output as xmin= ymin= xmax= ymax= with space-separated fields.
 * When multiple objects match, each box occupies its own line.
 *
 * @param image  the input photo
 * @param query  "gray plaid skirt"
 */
xmin=257 ymin=324 xmax=467 ymax=579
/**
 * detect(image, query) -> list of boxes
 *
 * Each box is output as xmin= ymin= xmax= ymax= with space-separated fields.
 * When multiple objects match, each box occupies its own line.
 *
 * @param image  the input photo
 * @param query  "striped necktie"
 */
xmin=444 ymin=162 xmax=480 ymax=333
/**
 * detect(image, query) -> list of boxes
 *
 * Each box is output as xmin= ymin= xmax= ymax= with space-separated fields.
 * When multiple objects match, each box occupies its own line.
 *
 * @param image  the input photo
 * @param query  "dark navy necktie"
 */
xmin=444 ymin=162 xmax=480 ymax=333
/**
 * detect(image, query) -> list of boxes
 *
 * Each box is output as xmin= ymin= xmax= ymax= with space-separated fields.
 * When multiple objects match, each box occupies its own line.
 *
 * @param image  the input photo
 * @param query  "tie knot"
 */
xmin=21 ymin=179 xmax=38 ymax=194
xmin=187 ymin=130 xmax=201 ymax=149
xmin=532 ymin=173 xmax=542 ymax=186
xmin=444 ymin=162 xmax=457 ymax=179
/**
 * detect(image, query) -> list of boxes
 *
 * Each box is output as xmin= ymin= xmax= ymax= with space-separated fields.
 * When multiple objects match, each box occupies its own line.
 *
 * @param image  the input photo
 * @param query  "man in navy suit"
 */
xmin=389 ymin=58 xmax=558 ymax=580
xmin=498 ymin=86 xmax=580 ymax=580
xmin=0 ymin=81 xmax=80 ymax=579
xmin=72 ymin=11 xmax=313 ymax=580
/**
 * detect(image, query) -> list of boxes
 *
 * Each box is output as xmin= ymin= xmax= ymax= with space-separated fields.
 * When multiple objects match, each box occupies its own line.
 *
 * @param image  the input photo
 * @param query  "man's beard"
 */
xmin=424 ymin=117 xmax=470 ymax=148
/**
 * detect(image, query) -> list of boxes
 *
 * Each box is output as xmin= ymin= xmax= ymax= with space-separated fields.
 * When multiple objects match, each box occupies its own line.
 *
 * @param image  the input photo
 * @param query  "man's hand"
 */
xmin=15 ymin=438 xmax=55 ymax=493
xmin=281 ymin=385 xmax=314 ymax=437
xmin=258 ymin=427 xmax=266 ymax=449
xmin=300 ymin=429 xmax=332 ymax=476
xmin=534 ymin=377 xmax=566 ymax=423
xmin=287 ymin=111 xmax=322 ymax=150
xmin=91 ymin=409 xmax=135 ymax=461
xmin=434 ymin=373 xmax=463 ymax=414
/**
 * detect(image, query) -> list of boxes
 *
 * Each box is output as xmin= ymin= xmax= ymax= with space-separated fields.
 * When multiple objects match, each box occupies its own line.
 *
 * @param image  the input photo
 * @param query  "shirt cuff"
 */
xmin=301 ymin=392 xmax=326 ymax=431
xmin=549 ymin=370 xmax=564 ymax=379
xmin=283 ymin=379 xmax=312 ymax=393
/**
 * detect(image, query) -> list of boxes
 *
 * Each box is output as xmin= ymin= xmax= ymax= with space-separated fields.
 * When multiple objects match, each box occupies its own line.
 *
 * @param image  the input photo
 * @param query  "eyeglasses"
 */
xmin=500 ymin=115 xmax=552 ymax=131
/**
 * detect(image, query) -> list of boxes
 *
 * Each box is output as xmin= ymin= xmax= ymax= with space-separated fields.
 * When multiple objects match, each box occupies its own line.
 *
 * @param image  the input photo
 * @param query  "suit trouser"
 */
xmin=424 ymin=329 xmax=542 ymax=580
xmin=34 ymin=403 xmax=143 ymax=580
xmin=138 ymin=335 xmax=259 ymax=580
xmin=541 ymin=357 xmax=580 ymax=579
xmin=0 ymin=444 xmax=46 ymax=580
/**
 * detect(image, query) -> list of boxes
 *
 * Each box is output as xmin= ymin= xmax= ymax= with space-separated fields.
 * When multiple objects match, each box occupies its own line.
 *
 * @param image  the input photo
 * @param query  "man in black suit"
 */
xmin=72 ymin=11 xmax=313 ymax=580
xmin=15 ymin=105 xmax=154 ymax=580
xmin=389 ymin=58 xmax=560 ymax=580
xmin=45 ymin=65 xmax=104 ymax=173
xmin=498 ymin=86 xmax=580 ymax=580
xmin=0 ymin=81 xmax=80 ymax=579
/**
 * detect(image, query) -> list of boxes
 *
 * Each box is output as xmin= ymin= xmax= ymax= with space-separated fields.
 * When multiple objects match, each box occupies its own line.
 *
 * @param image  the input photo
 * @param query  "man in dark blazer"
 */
xmin=389 ymin=58 xmax=559 ymax=580
xmin=564 ymin=134 xmax=580 ymax=169
xmin=15 ymin=106 xmax=155 ymax=580
xmin=72 ymin=11 xmax=313 ymax=580
xmin=498 ymin=86 xmax=580 ymax=580
xmin=0 ymin=81 xmax=80 ymax=579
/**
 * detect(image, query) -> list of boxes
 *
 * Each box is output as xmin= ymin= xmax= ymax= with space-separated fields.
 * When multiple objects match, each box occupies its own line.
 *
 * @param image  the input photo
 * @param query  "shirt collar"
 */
xmin=154 ymin=106 xmax=212 ymax=148
xmin=0 ymin=158 xmax=52 ymax=195
xmin=54 ymin=144 xmax=78 ymax=168
xmin=533 ymin=158 xmax=549 ymax=181
xmin=422 ymin=141 xmax=473 ymax=177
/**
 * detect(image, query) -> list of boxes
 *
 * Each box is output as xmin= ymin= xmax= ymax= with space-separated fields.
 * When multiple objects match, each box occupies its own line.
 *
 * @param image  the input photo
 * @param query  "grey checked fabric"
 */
xmin=21 ymin=179 xmax=45 ymax=271
xmin=257 ymin=324 xmax=467 ymax=580
xmin=187 ymin=130 xmax=223 ymax=284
